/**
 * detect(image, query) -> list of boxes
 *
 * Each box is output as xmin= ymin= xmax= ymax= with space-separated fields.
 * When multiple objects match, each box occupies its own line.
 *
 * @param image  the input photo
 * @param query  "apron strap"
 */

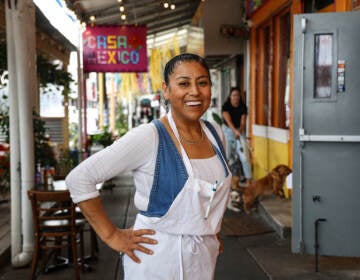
xmin=167 ymin=111 xmax=194 ymax=177
xmin=203 ymin=120 xmax=226 ymax=158
xmin=140 ymin=120 xmax=188 ymax=217
xmin=203 ymin=120 xmax=230 ymax=178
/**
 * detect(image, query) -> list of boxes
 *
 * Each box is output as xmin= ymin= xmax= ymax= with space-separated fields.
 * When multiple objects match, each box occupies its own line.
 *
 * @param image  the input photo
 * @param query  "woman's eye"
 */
xmin=198 ymin=80 xmax=209 ymax=87
xmin=179 ymin=81 xmax=189 ymax=87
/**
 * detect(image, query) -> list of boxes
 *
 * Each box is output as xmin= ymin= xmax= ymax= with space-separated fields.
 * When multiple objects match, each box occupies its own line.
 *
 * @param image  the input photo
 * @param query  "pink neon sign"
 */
xmin=82 ymin=25 xmax=147 ymax=73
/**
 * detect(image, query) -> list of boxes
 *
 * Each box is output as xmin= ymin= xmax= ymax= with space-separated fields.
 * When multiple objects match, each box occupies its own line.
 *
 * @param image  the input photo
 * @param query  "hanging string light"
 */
xmin=118 ymin=1 xmax=126 ymax=22
xmin=163 ymin=1 xmax=175 ymax=10
xmin=89 ymin=15 xmax=96 ymax=26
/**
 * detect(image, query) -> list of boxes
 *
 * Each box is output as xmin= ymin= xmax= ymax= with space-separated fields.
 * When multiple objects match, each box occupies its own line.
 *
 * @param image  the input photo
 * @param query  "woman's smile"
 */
xmin=185 ymin=100 xmax=202 ymax=106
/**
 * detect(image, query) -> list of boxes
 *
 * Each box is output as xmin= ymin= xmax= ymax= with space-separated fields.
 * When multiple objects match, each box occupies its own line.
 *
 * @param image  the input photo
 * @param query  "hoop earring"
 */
xmin=163 ymin=99 xmax=169 ymax=113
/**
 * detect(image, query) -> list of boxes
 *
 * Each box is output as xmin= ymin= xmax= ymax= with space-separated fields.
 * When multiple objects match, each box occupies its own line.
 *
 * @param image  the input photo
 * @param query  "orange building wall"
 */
xmin=248 ymin=0 xmax=352 ymax=190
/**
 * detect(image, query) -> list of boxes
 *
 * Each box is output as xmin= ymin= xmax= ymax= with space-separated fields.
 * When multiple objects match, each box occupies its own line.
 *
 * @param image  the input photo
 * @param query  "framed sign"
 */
xmin=82 ymin=25 xmax=147 ymax=73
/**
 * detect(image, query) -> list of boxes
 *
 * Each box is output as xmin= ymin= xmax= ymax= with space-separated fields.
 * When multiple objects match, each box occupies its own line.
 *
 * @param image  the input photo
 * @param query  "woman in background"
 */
xmin=221 ymin=87 xmax=252 ymax=187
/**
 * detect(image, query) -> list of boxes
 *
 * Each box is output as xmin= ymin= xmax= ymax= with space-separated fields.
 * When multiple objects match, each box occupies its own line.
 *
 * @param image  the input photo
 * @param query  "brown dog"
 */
xmin=241 ymin=164 xmax=292 ymax=214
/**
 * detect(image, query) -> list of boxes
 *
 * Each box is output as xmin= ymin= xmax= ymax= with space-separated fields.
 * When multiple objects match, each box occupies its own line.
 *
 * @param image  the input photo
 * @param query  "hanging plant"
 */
xmin=37 ymin=55 xmax=74 ymax=97
xmin=0 ymin=43 xmax=71 ymax=193
xmin=91 ymin=127 xmax=114 ymax=148
xmin=0 ymin=43 xmax=74 ymax=97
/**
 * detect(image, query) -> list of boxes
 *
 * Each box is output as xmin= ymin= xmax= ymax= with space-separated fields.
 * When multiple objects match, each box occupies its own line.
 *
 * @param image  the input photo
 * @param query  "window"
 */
xmin=254 ymin=9 xmax=290 ymax=129
xmin=278 ymin=11 xmax=291 ymax=128
xmin=255 ymin=23 xmax=271 ymax=126
xmin=314 ymin=34 xmax=333 ymax=99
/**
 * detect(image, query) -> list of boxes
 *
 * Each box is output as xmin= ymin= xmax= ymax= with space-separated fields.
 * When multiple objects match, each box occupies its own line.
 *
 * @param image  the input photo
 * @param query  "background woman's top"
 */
xmin=221 ymin=101 xmax=247 ymax=128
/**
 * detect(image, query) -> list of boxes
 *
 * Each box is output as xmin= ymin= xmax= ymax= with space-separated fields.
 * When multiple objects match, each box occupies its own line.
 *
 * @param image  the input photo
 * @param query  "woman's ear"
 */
xmin=162 ymin=81 xmax=169 ymax=100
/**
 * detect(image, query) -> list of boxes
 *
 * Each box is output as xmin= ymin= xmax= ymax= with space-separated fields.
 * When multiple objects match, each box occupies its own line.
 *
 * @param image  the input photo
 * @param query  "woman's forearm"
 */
xmin=239 ymin=115 xmax=247 ymax=134
xmin=78 ymin=197 xmax=117 ymax=243
xmin=222 ymin=112 xmax=237 ymax=132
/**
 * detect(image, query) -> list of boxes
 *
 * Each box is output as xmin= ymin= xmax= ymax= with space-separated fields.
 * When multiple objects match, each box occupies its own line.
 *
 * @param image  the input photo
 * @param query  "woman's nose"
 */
xmin=189 ymin=83 xmax=200 ymax=95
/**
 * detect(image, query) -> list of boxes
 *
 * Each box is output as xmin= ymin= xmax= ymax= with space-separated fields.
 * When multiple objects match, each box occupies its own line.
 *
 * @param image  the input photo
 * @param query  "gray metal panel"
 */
xmin=293 ymin=11 xmax=360 ymax=257
xmin=302 ymin=13 xmax=360 ymax=135
xmin=292 ymin=14 xmax=305 ymax=254
xmin=301 ymin=143 xmax=360 ymax=255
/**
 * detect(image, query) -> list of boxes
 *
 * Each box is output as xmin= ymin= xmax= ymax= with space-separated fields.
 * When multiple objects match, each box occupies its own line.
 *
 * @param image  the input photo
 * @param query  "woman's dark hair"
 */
xmin=225 ymin=86 xmax=245 ymax=105
xmin=163 ymin=53 xmax=211 ymax=85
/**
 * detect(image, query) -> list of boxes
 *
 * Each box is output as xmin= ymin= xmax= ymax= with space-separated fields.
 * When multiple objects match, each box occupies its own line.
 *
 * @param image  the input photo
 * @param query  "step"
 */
xmin=258 ymin=195 xmax=292 ymax=239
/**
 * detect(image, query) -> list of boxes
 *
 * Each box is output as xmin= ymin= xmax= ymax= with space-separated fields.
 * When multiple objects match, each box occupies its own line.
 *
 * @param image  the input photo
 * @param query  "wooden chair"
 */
xmin=28 ymin=190 xmax=85 ymax=280
xmin=53 ymin=178 xmax=99 ymax=261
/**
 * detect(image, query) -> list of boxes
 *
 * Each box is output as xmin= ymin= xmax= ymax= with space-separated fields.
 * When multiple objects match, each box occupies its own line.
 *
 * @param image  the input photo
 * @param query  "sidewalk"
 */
xmin=0 ymin=174 xmax=359 ymax=279
xmin=253 ymin=196 xmax=360 ymax=279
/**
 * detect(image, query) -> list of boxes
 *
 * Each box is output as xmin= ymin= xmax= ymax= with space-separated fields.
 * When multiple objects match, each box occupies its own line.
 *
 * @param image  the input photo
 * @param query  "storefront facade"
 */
xmin=247 ymin=0 xmax=355 ymax=197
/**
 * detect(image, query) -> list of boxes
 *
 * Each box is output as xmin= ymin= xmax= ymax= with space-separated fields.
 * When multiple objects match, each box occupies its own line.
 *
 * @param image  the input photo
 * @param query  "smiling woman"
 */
xmin=65 ymin=53 xmax=232 ymax=279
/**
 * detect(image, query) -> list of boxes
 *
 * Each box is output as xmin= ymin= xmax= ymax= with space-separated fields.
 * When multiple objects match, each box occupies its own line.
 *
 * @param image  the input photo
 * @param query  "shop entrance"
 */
xmin=292 ymin=11 xmax=360 ymax=256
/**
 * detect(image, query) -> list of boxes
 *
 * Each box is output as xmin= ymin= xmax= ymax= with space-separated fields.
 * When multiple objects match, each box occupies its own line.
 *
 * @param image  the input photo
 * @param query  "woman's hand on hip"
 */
xmin=108 ymin=228 xmax=157 ymax=263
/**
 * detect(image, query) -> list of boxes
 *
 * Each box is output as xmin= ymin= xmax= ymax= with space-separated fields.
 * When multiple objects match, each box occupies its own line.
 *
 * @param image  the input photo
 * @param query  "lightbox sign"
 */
xmin=82 ymin=25 xmax=147 ymax=73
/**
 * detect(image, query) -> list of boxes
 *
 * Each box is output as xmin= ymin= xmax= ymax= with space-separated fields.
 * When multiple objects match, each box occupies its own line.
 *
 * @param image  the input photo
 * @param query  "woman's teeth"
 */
xmin=186 ymin=101 xmax=201 ymax=106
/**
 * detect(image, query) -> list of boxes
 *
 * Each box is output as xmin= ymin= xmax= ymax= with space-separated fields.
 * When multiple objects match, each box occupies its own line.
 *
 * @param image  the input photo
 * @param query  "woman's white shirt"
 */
xmin=65 ymin=121 xmax=225 ymax=211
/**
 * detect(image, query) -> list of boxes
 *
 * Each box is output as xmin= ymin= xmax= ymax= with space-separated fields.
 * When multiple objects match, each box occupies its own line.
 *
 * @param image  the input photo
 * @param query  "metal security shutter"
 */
xmin=0 ymin=132 xmax=7 ymax=143
xmin=42 ymin=118 xmax=63 ymax=144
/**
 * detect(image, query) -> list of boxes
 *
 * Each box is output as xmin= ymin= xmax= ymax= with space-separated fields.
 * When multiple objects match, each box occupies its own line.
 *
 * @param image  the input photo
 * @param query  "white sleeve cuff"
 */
xmin=70 ymin=190 xmax=100 ymax=204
